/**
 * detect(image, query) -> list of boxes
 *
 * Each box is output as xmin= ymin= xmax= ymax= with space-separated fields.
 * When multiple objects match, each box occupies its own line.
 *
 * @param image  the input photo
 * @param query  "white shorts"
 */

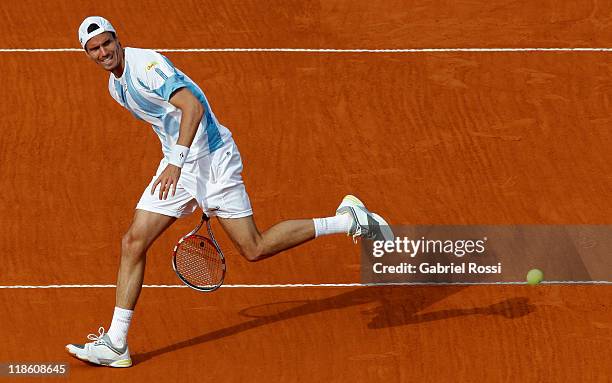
xmin=136 ymin=140 xmax=253 ymax=219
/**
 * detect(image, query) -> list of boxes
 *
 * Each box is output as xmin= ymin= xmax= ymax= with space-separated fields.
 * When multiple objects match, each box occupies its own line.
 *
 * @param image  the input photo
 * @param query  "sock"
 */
xmin=107 ymin=306 xmax=133 ymax=348
xmin=313 ymin=214 xmax=352 ymax=237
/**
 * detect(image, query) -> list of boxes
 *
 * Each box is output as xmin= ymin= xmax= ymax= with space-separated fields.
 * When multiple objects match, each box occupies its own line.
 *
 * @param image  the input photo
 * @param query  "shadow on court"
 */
xmin=132 ymin=286 xmax=534 ymax=365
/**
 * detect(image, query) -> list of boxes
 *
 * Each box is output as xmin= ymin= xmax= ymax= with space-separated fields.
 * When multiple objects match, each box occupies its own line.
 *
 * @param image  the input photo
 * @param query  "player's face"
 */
xmin=85 ymin=32 xmax=124 ymax=75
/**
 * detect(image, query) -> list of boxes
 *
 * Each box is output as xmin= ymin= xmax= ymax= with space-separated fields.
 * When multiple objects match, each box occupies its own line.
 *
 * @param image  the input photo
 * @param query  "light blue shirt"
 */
xmin=108 ymin=47 xmax=231 ymax=161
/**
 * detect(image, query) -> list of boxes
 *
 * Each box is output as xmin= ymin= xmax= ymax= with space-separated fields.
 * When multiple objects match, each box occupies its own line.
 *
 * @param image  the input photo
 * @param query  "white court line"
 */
xmin=0 ymin=281 xmax=610 ymax=289
xmin=1 ymin=47 xmax=612 ymax=53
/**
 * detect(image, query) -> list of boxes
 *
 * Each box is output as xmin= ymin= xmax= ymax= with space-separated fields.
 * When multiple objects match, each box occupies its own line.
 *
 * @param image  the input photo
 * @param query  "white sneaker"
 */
xmin=66 ymin=327 xmax=132 ymax=368
xmin=336 ymin=195 xmax=394 ymax=242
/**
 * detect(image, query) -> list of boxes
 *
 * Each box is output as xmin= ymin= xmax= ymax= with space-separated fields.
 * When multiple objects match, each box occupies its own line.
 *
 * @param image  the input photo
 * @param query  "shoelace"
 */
xmin=341 ymin=206 xmax=377 ymax=243
xmin=340 ymin=208 xmax=363 ymax=244
xmin=351 ymin=227 xmax=362 ymax=244
xmin=87 ymin=327 xmax=107 ymax=345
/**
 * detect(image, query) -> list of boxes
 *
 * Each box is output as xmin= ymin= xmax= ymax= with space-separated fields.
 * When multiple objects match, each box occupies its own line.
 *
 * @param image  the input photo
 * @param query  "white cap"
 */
xmin=78 ymin=16 xmax=116 ymax=49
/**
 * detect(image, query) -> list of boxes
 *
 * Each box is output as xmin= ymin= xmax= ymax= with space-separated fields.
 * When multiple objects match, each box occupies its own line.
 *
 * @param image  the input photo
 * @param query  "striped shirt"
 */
xmin=108 ymin=47 xmax=231 ymax=161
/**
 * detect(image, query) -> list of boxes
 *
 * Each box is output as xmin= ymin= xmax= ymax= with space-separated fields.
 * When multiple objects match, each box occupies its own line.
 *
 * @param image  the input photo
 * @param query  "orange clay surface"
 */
xmin=1 ymin=1 xmax=611 ymax=381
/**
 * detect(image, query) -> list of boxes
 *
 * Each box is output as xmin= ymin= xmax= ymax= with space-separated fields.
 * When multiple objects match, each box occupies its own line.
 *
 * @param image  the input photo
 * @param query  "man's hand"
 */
xmin=151 ymin=164 xmax=182 ymax=200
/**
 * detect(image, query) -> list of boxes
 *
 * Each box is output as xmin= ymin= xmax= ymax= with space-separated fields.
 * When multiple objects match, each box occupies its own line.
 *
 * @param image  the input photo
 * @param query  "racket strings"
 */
xmin=175 ymin=236 xmax=224 ymax=288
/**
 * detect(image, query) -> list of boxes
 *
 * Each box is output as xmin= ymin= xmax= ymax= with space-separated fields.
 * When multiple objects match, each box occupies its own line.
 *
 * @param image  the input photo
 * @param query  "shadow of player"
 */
xmin=132 ymin=286 xmax=533 ymax=365
xmin=365 ymin=296 xmax=533 ymax=328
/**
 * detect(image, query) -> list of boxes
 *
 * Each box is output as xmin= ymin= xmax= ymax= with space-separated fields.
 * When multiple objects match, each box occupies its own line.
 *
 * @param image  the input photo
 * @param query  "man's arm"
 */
xmin=170 ymin=87 xmax=204 ymax=147
xmin=151 ymin=87 xmax=204 ymax=200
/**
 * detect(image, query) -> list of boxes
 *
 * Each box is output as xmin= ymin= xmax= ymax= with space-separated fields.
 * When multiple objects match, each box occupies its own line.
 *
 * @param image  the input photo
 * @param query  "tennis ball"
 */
xmin=526 ymin=269 xmax=544 ymax=285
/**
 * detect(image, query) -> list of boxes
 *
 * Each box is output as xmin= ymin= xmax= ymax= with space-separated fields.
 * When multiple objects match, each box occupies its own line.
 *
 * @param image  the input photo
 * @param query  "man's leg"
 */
xmin=66 ymin=209 xmax=178 ymax=367
xmin=217 ymin=195 xmax=394 ymax=263
xmin=106 ymin=209 xmax=176 ymax=348
xmin=116 ymin=209 xmax=177 ymax=309
xmin=217 ymin=216 xmax=318 ymax=262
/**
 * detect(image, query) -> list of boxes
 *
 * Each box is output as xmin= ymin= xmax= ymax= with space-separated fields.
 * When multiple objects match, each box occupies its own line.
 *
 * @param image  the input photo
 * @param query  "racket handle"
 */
xmin=182 ymin=214 xmax=208 ymax=238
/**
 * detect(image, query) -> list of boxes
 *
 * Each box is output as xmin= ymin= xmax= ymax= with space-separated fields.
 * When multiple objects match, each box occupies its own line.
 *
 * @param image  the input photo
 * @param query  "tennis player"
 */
xmin=66 ymin=16 xmax=393 ymax=367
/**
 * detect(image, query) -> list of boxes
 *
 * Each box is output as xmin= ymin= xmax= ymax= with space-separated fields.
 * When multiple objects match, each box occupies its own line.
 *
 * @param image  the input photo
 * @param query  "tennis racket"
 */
xmin=172 ymin=213 xmax=226 ymax=292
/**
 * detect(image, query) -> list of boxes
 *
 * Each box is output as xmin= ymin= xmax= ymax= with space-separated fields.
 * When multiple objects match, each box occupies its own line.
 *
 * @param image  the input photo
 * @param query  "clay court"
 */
xmin=1 ymin=0 xmax=612 ymax=381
